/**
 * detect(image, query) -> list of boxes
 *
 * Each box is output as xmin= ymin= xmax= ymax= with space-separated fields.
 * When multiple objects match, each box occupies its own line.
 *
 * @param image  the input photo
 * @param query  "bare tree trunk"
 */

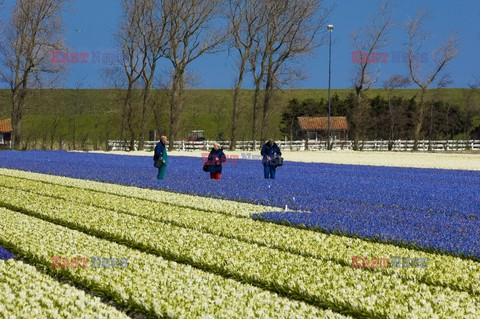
xmin=169 ymin=70 xmax=185 ymax=149
xmin=138 ymin=90 xmax=150 ymax=150
xmin=388 ymin=98 xmax=395 ymax=150
xmin=50 ymin=117 xmax=60 ymax=150
xmin=445 ymin=103 xmax=451 ymax=140
xmin=70 ymin=116 xmax=77 ymax=150
xmin=127 ymin=99 xmax=137 ymax=151
xmin=261 ymin=71 xmax=274 ymax=143
xmin=92 ymin=103 xmax=100 ymax=150
xmin=120 ymin=82 xmax=133 ymax=146
xmin=10 ymin=91 xmax=26 ymax=149
xmin=230 ymin=58 xmax=247 ymax=150
xmin=353 ymin=93 xmax=362 ymax=150
xmin=251 ymin=83 xmax=261 ymax=148
xmin=428 ymin=98 xmax=434 ymax=151
xmin=413 ymin=90 xmax=426 ymax=151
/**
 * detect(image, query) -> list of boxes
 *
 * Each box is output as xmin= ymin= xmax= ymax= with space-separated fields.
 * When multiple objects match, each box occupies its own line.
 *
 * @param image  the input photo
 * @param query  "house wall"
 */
xmin=296 ymin=130 xmax=348 ymax=141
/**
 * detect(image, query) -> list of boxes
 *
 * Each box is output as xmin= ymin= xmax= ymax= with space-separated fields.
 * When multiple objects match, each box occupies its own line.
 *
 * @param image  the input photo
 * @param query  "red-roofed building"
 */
xmin=297 ymin=116 xmax=349 ymax=140
xmin=0 ymin=118 xmax=12 ymax=147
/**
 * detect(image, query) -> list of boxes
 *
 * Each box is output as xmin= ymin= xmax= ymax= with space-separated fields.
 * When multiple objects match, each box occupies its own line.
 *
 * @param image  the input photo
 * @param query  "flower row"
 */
xmin=0 ymin=208 xmax=335 ymax=319
xmin=1 ymin=186 xmax=478 ymax=318
xmin=256 ymin=204 xmax=480 ymax=259
xmin=0 ymin=168 xmax=280 ymax=218
xmin=0 ymin=259 xmax=128 ymax=318
xmin=1 ymin=173 xmax=478 ymax=296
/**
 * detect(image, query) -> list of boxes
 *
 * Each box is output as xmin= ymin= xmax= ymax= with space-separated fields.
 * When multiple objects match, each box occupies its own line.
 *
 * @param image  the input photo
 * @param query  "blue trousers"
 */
xmin=263 ymin=164 xmax=276 ymax=179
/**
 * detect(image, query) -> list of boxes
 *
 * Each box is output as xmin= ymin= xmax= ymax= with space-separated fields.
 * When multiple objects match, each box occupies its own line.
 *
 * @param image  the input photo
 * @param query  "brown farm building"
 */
xmin=0 ymin=118 xmax=12 ymax=148
xmin=297 ymin=116 xmax=349 ymax=140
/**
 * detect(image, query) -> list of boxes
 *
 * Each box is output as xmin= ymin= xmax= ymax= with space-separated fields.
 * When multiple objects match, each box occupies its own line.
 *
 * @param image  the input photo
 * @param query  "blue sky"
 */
xmin=2 ymin=0 xmax=479 ymax=89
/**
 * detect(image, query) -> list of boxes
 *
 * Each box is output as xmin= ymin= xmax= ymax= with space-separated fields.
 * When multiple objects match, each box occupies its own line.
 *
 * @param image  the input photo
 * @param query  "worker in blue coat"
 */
xmin=206 ymin=142 xmax=226 ymax=179
xmin=153 ymin=135 xmax=168 ymax=180
xmin=261 ymin=139 xmax=282 ymax=179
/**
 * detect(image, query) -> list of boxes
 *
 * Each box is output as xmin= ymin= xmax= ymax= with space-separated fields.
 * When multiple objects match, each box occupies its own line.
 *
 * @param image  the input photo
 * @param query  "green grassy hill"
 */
xmin=0 ymin=88 xmax=475 ymax=149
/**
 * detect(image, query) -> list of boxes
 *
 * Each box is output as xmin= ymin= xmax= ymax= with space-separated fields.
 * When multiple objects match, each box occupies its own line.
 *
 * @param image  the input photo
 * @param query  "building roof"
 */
xmin=298 ymin=116 xmax=348 ymax=131
xmin=0 ymin=118 xmax=12 ymax=133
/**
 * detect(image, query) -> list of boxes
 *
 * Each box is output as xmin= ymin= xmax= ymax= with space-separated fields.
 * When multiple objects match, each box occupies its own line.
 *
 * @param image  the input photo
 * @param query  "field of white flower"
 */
xmin=0 ymin=168 xmax=479 ymax=318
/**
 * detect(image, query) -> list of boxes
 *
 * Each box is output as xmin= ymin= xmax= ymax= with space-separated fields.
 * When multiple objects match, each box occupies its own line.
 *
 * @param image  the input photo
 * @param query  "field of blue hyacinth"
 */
xmin=0 ymin=150 xmax=479 ymax=318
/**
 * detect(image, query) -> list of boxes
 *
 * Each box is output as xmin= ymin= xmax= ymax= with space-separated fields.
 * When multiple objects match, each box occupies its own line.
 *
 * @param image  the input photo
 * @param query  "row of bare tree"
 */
xmin=0 ymin=0 xmax=326 ymax=150
xmin=106 ymin=0 xmax=330 ymax=151
xmin=0 ymin=0 xmax=67 ymax=149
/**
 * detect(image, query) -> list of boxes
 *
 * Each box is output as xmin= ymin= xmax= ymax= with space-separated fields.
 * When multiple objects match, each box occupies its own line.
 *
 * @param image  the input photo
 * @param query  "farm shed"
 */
xmin=0 ymin=118 xmax=12 ymax=148
xmin=297 ymin=116 xmax=349 ymax=141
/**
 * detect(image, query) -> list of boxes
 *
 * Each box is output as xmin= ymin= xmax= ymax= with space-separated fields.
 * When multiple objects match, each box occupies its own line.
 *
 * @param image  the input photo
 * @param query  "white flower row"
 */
xmin=0 ymin=207 xmax=340 ymax=319
xmin=0 ymin=259 xmax=128 ymax=318
xmin=1 ymin=173 xmax=479 ymax=297
xmin=1 ymin=186 xmax=478 ymax=318
xmin=0 ymin=168 xmax=282 ymax=217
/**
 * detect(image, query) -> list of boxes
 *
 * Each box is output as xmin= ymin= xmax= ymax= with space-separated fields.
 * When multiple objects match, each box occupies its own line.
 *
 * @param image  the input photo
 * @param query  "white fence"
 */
xmin=108 ymin=139 xmax=480 ymax=152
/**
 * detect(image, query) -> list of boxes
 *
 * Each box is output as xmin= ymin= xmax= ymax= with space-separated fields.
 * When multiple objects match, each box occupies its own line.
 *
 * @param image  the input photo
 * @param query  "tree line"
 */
xmin=281 ymin=85 xmax=480 ymax=150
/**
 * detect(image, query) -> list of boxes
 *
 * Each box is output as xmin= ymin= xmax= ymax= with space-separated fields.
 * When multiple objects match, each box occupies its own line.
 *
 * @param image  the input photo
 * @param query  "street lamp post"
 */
xmin=327 ymin=24 xmax=333 ymax=150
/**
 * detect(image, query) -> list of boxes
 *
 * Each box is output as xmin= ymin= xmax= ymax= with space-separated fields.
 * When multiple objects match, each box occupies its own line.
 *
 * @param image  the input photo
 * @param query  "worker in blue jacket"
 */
xmin=261 ymin=139 xmax=282 ymax=179
xmin=153 ymin=135 xmax=168 ymax=180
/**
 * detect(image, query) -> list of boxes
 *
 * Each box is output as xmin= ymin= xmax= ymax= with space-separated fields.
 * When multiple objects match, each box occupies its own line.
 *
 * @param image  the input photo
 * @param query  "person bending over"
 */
xmin=261 ymin=139 xmax=282 ymax=179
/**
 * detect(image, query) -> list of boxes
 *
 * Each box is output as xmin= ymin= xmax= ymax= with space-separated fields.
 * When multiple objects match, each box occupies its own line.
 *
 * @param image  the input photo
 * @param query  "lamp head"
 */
xmin=327 ymin=24 xmax=334 ymax=31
